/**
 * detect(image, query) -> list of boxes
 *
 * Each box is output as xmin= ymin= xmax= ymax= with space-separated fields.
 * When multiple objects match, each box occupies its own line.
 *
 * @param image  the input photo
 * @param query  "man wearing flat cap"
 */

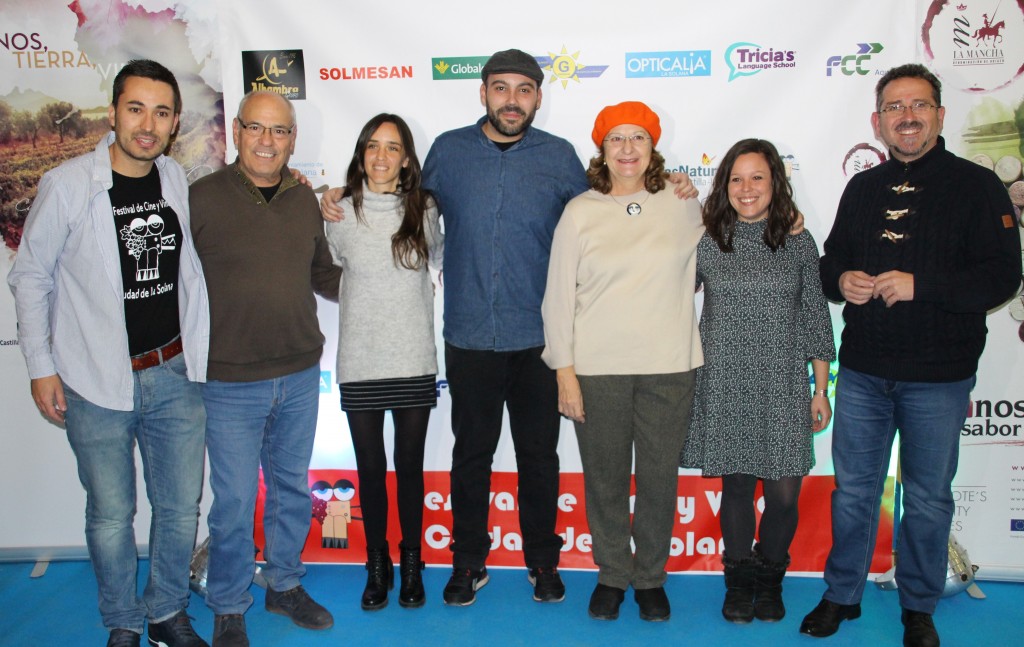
xmin=421 ymin=48 xmax=587 ymax=606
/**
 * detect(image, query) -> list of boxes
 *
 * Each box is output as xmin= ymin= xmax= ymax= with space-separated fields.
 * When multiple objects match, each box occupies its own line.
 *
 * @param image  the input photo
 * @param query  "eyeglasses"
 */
xmin=878 ymin=101 xmax=938 ymax=116
xmin=604 ymin=134 xmax=651 ymax=147
xmin=238 ymin=119 xmax=294 ymax=139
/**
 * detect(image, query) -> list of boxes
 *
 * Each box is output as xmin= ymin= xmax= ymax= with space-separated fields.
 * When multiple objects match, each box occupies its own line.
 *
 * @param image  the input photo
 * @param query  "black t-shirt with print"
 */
xmin=109 ymin=166 xmax=182 ymax=356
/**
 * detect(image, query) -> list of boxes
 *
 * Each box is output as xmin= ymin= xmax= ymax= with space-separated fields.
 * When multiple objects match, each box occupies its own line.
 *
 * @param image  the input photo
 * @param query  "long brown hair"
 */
xmin=343 ymin=113 xmax=432 ymax=270
xmin=703 ymin=138 xmax=796 ymax=252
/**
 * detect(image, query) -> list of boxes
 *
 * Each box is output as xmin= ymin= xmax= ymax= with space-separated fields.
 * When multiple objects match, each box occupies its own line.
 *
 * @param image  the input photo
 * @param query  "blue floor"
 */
xmin=0 ymin=560 xmax=1018 ymax=646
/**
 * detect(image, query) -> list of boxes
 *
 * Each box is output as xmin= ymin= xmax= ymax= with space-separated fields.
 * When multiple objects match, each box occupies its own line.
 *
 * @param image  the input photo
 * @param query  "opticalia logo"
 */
xmin=319 ymin=371 xmax=331 ymax=394
xmin=826 ymin=42 xmax=884 ymax=76
xmin=431 ymin=56 xmax=489 ymax=80
xmin=725 ymin=42 xmax=796 ymax=81
xmin=537 ymin=46 xmax=608 ymax=89
xmin=241 ymin=50 xmax=305 ymax=99
xmin=625 ymin=51 xmax=711 ymax=78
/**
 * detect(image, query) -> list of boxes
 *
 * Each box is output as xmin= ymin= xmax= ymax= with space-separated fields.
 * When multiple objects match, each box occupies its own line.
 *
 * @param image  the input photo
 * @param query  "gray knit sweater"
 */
xmin=325 ymin=187 xmax=443 ymax=383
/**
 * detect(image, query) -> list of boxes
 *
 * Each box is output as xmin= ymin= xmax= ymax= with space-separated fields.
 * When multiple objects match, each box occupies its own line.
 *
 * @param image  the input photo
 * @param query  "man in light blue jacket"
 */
xmin=7 ymin=60 xmax=210 ymax=647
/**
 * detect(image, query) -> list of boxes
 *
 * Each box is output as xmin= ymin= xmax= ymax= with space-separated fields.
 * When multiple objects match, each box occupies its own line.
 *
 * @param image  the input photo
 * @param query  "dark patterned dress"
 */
xmin=682 ymin=219 xmax=835 ymax=479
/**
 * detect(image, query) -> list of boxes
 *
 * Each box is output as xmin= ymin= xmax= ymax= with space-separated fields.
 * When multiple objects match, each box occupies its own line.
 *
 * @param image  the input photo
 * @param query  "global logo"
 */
xmin=431 ymin=56 xmax=489 ymax=81
xmin=537 ymin=46 xmax=608 ymax=89
xmin=826 ymin=42 xmax=885 ymax=76
xmin=922 ymin=0 xmax=1024 ymax=92
xmin=625 ymin=51 xmax=711 ymax=78
xmin=725 ymin=42 xmax=796 ymax=81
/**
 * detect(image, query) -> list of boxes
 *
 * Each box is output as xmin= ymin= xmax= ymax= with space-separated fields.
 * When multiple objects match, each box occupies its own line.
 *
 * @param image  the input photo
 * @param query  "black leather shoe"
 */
xmin=211 ymin=615 xmax=247 ymax=647
xmin=265 ymin=585 xmax=334 ymax=630
xmin=398 ymin=543 xmax=426 ymax=608
xmin=361 ymin=543 xmax=394 ymax=611
xmin=799 ymin=599 xmax=861 ymax=637
xmin=588 ymin=583 xmax=625 ymax=620
xmin=634 ymin=586 xmax=670 ymax=622
xmin=902 ymin=609 xmax=940 ymax=647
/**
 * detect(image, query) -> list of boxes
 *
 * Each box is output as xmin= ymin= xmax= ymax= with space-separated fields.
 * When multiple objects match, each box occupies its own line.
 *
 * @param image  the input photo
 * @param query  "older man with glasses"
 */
xmin=189 ymin=90 xmax=341 ymax=647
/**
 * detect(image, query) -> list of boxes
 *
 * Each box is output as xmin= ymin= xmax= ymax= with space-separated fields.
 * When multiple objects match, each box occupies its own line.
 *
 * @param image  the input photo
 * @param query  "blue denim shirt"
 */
xmin=423 ymin=118 xmax=588 ymax=351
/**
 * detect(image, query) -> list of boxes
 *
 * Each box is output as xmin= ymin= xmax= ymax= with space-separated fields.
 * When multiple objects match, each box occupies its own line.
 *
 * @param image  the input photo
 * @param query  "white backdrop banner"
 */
xmin=2 ymin=0 xmax=1022 ymax=579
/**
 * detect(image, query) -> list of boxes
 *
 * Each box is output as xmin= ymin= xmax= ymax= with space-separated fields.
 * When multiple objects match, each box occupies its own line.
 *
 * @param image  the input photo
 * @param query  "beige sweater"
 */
xmin=541 ymin=188 xmax=704 ymax=376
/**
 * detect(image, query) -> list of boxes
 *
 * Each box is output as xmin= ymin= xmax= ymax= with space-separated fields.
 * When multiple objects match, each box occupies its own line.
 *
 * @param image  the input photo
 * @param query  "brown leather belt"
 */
xmin=131 ymin=336 xmax=184 ymax=372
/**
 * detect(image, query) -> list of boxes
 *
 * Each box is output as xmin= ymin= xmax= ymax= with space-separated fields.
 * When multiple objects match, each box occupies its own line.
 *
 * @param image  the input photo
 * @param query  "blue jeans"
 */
xmin=202 ymin=364 xmax=320 ymax=615
xmin=63 ymin=353 xmax=205 ymax=632
xmin=823 ymin=366 xmax=974 ymax=614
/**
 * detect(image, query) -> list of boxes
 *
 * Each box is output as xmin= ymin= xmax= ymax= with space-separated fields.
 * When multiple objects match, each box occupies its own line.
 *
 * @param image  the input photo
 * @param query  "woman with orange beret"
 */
xmin=541 ymin=101 xmax=704 ymax=622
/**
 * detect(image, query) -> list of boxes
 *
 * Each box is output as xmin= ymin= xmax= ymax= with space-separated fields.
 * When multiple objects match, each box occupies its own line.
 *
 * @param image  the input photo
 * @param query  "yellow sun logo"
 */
xmin=545 ymin=46 xmax=587 ymax=89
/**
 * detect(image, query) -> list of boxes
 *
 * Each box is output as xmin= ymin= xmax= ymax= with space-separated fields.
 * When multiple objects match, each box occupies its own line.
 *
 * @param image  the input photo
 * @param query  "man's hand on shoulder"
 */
xmin=288 ymin=167 xmax=312 ymax=188
xmin=667 ymin=172 xmax=699 ymax=200
xmin=320 ymin=187 xmax=345 ymax=222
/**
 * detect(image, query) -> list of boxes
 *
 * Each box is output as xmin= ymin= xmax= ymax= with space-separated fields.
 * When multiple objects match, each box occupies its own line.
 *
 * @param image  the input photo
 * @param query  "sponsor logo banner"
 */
xmin=241 ymin=50 xmax=305 ymax=99
xmin=431 ymin=56 xmax=489 ymax=80
xmin=625 ymin=50 xmax=711 ymax=78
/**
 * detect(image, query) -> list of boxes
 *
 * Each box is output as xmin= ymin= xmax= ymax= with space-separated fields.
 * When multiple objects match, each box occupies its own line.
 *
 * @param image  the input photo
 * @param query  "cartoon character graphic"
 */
xmin=119 ymin=214 xmax=176 ymax=281
xmin=311 ymin=479 xmax=359 ymax=549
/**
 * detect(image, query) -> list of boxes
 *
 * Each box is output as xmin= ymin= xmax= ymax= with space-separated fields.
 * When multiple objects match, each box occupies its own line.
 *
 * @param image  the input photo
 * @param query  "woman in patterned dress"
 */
xmin=682 ymin=138 xmax=835 ymax=624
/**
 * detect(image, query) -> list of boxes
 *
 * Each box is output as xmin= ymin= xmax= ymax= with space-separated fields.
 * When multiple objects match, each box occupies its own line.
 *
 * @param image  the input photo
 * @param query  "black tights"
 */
xmin=720 ymin=473 xmax=803 ymax=563
xmin=346 ymin=407 xmax=430 ymax=551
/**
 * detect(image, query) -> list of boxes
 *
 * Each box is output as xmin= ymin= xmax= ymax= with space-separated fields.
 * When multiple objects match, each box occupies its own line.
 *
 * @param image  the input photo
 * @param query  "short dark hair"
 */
xmin=112 ymin=59 xmax=182 ymax=115
xmin=703 ymin=138 xmax=797 ymax=253
xmin=874 ymin=63 xmax=941 ymax=112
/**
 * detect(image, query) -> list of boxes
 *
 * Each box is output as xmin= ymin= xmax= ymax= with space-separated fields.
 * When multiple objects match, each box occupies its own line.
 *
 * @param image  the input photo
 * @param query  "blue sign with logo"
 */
xmin=625 ymin=51 xmax=711 ymax=78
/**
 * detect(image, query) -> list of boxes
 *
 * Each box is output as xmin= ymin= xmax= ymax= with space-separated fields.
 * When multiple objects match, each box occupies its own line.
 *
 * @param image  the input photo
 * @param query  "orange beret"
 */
xmin=591 ymin=101 xmax=661 ymax=148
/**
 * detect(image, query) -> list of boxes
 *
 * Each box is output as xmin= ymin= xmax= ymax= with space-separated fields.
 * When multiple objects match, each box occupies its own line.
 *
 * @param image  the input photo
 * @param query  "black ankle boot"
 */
xmin=753 ymin=544 xmax=790 ymax=622
xmin=721 ymin=552 xmax=756 ymax=623
xmin=361 ymin=542 xmax=393 ymax=611
xmin=398 ymin=542 xmax=426 ymax=608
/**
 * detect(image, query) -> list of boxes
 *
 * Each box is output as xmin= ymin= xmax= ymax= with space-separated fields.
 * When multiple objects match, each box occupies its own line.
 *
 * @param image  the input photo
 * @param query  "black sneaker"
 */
xmin=265 ymin=585 xmax=334 ymax=630
xmin=147 ymin=610 xmax=208 ymax=647
xmin=107 ymin=629 xmax=141 ymax=647
xmin=212 ymin=615 xmax=247 ymax=647
xmin=442 ymin=567 xmax=489 ymax=606
xmin=527 ymin=567 xmax=565 ymax=602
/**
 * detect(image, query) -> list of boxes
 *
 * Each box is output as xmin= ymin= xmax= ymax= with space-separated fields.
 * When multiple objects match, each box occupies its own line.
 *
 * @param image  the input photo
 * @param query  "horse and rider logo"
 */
xmin=972 ymin=13 xmax=1005 ymax=46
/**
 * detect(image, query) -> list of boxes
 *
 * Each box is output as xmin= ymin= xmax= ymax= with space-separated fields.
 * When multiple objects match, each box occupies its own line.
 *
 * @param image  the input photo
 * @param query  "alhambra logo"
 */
xmin=537 ymin=46 xmax=608 ymax=89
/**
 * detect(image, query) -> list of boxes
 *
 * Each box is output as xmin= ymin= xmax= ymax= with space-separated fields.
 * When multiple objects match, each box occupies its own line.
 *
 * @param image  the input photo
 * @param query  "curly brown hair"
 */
xmin=586 ymin=148 xmax=668 ymax=194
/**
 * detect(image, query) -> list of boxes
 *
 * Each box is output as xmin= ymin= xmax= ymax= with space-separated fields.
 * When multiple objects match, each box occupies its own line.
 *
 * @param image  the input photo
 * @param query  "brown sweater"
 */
xmin=189 ymin=162 xmax=340 ymax=382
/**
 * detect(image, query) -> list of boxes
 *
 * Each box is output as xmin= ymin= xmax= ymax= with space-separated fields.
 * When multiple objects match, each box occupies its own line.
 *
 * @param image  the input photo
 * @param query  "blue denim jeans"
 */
xmin=202 ymin=364 xmax=320 ymax=615
xmin=823 ymin=366 xmax=974 ymax=614
xmin=62 ymin=353 xmax=205 ymax=632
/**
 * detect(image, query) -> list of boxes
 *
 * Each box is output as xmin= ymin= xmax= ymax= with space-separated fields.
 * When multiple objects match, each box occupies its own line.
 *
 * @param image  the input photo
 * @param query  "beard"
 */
xmin=486 ymin=104 xmax=537 ymax=138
